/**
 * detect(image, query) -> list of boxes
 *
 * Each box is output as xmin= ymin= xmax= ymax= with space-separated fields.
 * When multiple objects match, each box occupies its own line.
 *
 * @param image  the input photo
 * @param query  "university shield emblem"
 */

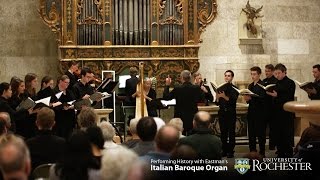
xmin=234 ymin=158 xmax=250 ymax=175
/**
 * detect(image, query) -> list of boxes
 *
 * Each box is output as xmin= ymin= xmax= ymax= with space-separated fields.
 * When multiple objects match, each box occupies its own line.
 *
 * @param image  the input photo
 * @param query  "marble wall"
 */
xmin=0 ymin=0 xmax=59 ymax=87
xmin=198 ymin=0 xmax=320 ymax=101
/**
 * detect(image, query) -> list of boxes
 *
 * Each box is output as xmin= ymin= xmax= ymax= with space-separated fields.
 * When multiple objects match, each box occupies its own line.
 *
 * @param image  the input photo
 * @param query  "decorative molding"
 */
xmin=198 ymin=0 xmax=218 ymax=40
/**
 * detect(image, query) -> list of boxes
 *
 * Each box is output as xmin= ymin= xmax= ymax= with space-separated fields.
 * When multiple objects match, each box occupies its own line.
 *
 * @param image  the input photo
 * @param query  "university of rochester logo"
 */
xmin=234 ymin=158 xmax=251 ymax=175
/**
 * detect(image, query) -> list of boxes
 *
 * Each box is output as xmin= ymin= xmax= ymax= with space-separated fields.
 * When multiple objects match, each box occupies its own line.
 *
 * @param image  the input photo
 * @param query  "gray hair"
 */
xmin=0 ymin=112 xmax=11 ymax=129
xmin=101 ymin=146 xmax=138 ymax=180
xmin=129 ymin=118 xmax=139 ymax=135
xmin=180 ymin=70 xmax=191 ymax=82
xmin=168 ymin=118 xmax=184 ymax=132
xmin=99 ymin=121 xmax=115 ymax=141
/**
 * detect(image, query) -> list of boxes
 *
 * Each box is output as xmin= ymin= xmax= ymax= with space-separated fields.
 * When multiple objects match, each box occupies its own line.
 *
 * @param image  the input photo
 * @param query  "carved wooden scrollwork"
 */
xmin=40 ymin=0 xmax=218 ymax=87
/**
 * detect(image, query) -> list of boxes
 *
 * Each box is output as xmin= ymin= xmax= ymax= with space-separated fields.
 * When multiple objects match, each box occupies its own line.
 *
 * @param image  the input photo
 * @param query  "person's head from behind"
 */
xmin=0 ymin=134 xmax=31 ymax=180
xmin=0 ymin=119 xmax=7 ymax=135
xmin=274 ymin=63 xmax=287 ymax=80
xmin=68 ymin=61 xmax=80 ymax=73
xmin=57 ymin=75 xmax=70 ymax=91
xmin=0 ymin=112 xmax=11 ymax=132
xmin=99 ymin=121 xmax=115 ymax=142
xmin=136 ymin=117 xmax=157 ymax=141
xmin=36 ymin=107 xmax=55 ymax=130
xmin=0 ymin=82 xmax=12 ymax=99
xmin=55 ymin=130 xmax=99 ymax=179
xmin=129 ymin=67 xmax=138 ymax=77
xmin=265 ymin=64 xmax=275 ymax=78
xmin=101 ymin=146 xmax=138 ymax=180
xmin=250 ymin=66 xmax=261 ymax=82
xmin=80 ymin=67 xmax=93 ymax=84
xmin=224 ymin=70 xmax=234 ymax=83
xmin=41 ymin=76 xmax=54 ymax=90
xmin=86 ymin=126 xmax=105 ymax=150
xmin=10 ymin=77 xmax=25 ymax=97
xmin=77 ymin=107 xmax=97 ymax=130
xmin=155 ymin=125 xmax=179 ymax=153
xmin=24 ymin=73 xmax=38 ymax=96
xmin=180 ymin=70 xmax=191 ymax=83
xmin=312 ymin=64 xmax=320 ymax=80
xmin=171 ymin=144 xmax=198 ymax=160
xmin=193 ymin=111 xmax=211 ymax=129
xmin=129 ymin=118 xmax=139 ymax=136
xmin=168 ymin=118 xmax=184 ymax=135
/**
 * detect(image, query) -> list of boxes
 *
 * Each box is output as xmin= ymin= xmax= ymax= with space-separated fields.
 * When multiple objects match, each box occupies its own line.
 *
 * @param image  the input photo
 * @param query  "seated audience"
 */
xmin=77 ymin=107 xmax=98 ymax=130
xmin=86 ymin=126 xmax=105 ymax=167
xmin=49 ymin=130 xmax=101 ymax=180
xmin=101 ymin=146 xmax=138 ymax=180
xmin=178 ymin=111 xmax=222 ymax=160
xmin=168 ymin=118 xmax=185 ymax=138
xmin=132 ymin=117 xmax=157 ymax=156
xmin=26 ymin=107 xmax=65 ymax=171
xmin=0 ymin=134 xmax=31 ymax=180
xmin=122 ymin=118 xmax=141 ymax=149
xmin=99 ymin=121 xmax=119 ymax=150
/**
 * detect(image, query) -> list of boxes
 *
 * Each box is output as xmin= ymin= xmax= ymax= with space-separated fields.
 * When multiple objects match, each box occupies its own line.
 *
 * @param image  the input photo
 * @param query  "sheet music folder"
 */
xmin=96 ymin=78 xmax=119 ymax=93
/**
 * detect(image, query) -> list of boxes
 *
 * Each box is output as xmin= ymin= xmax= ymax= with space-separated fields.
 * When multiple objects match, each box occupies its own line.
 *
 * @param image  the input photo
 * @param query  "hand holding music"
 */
xmin=304 ymin=87 xmax=317 ymax=96
xmin=200 ymin=85 xmax=208 ymax=93
xmin=82 ymin=94 xmax=90 ymax=100
xmin=165 ymin=75 xmax=172 ymax=86
xmin=266 ymin=90 xmax=277 ymax=97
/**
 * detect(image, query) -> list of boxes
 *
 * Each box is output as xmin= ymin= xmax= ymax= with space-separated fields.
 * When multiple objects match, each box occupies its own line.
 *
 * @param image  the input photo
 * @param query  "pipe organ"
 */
xmin=39 ymin=0 xmax=217 ymax=86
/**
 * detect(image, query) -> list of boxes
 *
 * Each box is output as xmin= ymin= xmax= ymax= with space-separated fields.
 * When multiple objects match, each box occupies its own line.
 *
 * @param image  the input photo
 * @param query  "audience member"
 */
xmin=168 ymin=118 xmax=185 ymax=138
xmin=122 ymin=118 xmax=141 ymax=148
xmin=99 ymin=121 xmax=119 ymax=149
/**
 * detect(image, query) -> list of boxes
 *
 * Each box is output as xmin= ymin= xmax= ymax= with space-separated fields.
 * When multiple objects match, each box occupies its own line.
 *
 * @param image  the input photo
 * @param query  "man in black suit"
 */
xmin=216 ymin=70 xmax=239 ymax=158
xmin=263 ymin=64 xmax=277 ymax=150
xmin=243 ymin=66 xmax=267 ymax=157
xmin=26 ymin=107 xmax=65 ymax=171
xmin=267 ymin=63 xmax=295 ymax=158
xmin=65 ymin=60 xmax=80 ymax=90
xmin=163 ymin=70 xmax=202 ymax=135
xmin=306 ymin=64 xmax=320 ymax=100
xmin=124 ymin=67 xmax=139 ymax=106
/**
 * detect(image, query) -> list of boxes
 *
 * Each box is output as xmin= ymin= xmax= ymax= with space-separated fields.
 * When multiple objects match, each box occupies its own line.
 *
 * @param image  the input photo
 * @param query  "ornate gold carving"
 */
xmin=124 ymin=49 xmax=149 ymax=58
xmin=159 ymin=16 xmax=183 ymax=25
xmin=78 ymin=49 xmax=103 ymax=58
xmin=152 ymin=0 xmax=158 ymax=17
xmin=159 ymin=0 xmax=166 ymax=17
xmin=65 ymin=49 xmax=75 ymax=58
xmin=76 ymin=0 xmax=83 ymax=17
xmin=67 ymin=0 xmax=72 ymax=23
xmin=66 ymin=31 xmax=74 ymax=44
xmin=186 ymin=48 xmax=197 ymax=57
xmin=198 ymin=0 xmax=218 ymax=36
xmin=77 ymin=16 xmax=103 ymax=25
xmin=94 ymin=0 xmax=103 ymax=17
xmin=105 ymin=0 xmax=111 ymax=16
xmin=39 ymin=1 xmax=60 ymax=33
xmin=176 ymin=0 xmax=183 ymax=14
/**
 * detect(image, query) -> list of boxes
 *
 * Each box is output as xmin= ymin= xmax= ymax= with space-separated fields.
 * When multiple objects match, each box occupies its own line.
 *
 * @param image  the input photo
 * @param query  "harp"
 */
xmin=135 ymin=62 xmax=148 ymax=119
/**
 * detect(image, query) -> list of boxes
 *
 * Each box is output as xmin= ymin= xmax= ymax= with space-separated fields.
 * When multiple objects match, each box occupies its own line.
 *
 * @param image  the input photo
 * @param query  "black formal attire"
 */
xmin=179 ymin=128 xmax=222 ymax=160
xmin=146 ymin=88 xmax=157 ymax=117
xmin=198 ymin=85 xmax=213 ymax=105
xmin=273 ymin=76 xmax=295 ymax=157
xmin=26 ymin=130 xmax=66 ymax=171
xmin=65 ymin=70 xmax=78 ymax=91
xmin=163 ymin=82 xmax=201 ymax=134
xmin=8 ymin=93 xmax=28 ymax=132
xmin=37 ymin=86 xmax=55 ymax=100
xmin=52 ymin=87 xmax=76 ymax=139
xmin=124 ymin=76 xmax=139 ymax=106
xmin=0 ymin=96 xmax=29 ymax=134
xmin=72 ymin=81 xmax=95 ymax=100
xmin=308 ymin=79 xmax=320 ymax=100
xmin=262 ymin=75 xmax=277 ymax=148
xmin=216 ymin=83 xmax=239 ymax=156
xmin=246 ymin=80 xmax=267 ymax=154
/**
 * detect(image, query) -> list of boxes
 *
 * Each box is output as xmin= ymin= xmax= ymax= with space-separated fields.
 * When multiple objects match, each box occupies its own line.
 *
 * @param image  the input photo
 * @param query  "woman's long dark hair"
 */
xmin=55 ymin=130 xmax=100 ymax=180
xmin=10 ymin=77 xmax=24 ymax=98
xmin=25 ymin=73 xmax=37 ymax=97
